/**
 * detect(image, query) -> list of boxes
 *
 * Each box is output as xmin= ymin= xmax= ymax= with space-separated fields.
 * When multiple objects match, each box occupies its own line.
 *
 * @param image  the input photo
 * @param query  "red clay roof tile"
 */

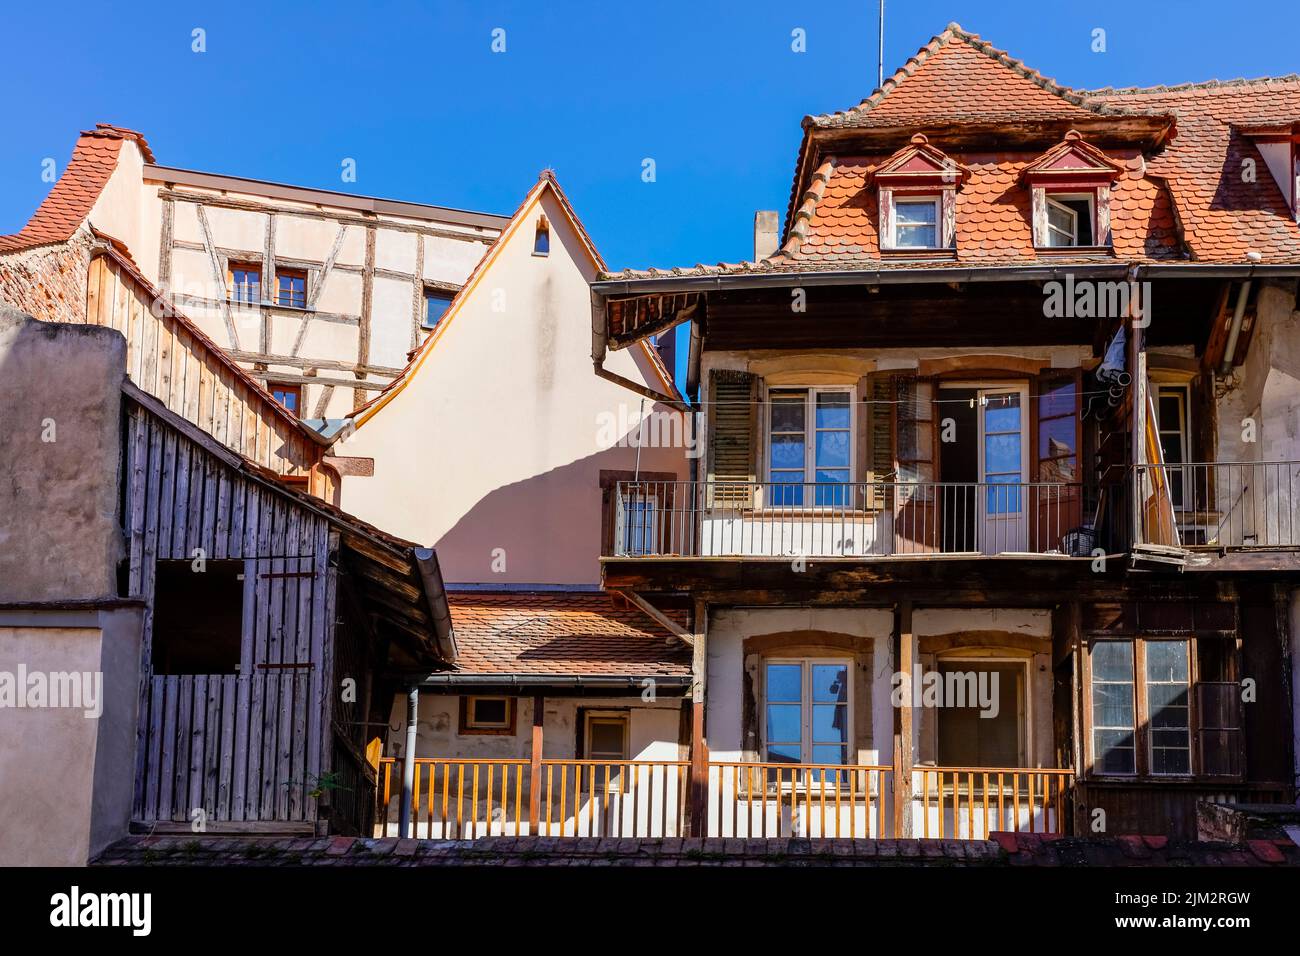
xmin=447 ymin=591 xmax=691 ymax=678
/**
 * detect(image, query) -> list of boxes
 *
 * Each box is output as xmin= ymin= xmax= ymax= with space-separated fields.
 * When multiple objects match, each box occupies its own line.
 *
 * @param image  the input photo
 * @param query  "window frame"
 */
xmin=763 ymin=385 xmax=856 ymax=506
xmin=1084 ymin=636 xmax=1243 ymax=781
xmin=583 ymin=711 xmax=629 ymax=761
xmin=422 ymin=287 xmax=454 ymax=330
xmin=458 ymin=695 xmax=517 ymax=735
xmin=1155 ymin=384 xmax=1192 ymax=510
xmin=268 ymin=382 xmax=303 ymax=418
xmin=1041 ymin=192 xmax=1097 ymax=248
xmin=275 ymin=268 xmax=309 ymax=309
xmin=227 ymin=262 xmax=262 ymax=305
xmin=760 ymin=657 xmax=854 ymax=771
xmin=890 ymin=195 xmax=943 ymax=250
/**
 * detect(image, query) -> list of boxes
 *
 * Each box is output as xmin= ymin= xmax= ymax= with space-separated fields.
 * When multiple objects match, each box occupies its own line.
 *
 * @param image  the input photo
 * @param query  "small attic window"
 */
xmin=1045 ymin=194 xmax=1095 ymax=247
xmin=533 ymin=215 xmax=550 ymax=256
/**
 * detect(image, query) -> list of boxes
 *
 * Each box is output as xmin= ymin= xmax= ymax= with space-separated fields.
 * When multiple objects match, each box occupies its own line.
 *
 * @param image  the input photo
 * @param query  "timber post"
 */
xmin=892 ymin=599 xmax=914 ymax=838
xmin=528 ymin=694 xmax=544 ymax=832
xmin=688 ymin=596 xmax=709 ymax=836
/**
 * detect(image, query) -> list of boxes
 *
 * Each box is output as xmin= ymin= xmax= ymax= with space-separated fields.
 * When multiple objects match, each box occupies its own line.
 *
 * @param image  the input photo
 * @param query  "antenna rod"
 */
xmin=878 ymin=0 xmax=885 ymax=89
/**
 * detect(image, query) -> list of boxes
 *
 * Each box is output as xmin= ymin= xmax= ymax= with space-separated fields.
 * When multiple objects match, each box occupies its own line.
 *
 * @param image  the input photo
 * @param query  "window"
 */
xmin=764 ymin=659 xmax=851 ymax=773
xmin=1090 ymin=641 xmax=1136 ymax=775
xmin=1146 ymin=641 xmax=1191 ymax=775
xmin=1155 ymin=385 xmax=1190 ymax=508
xmin=228 ymin=263 xmax=261 ymax=304
xmin=618 ymin=495 xmax=658 ymax=556
xmin=1089 ymin=638 xmax=1235 ymax=778
xmin=269 ymin=383 xmax=302 ymax=417
xmin=893 ymin=197 xmax=940 ymax=248
xmin=151 ymin=560 xmax=244 ymax=675
xmin=1044 ymin=194 xmax=1094 ymax=247
xmin=533 ymin=215 xmax=550 ymax=256
xmin=767 ymin=387 xmax=852 ymax=506
xmin=936 ymin=661 xmax=1024 ymax=768
xmin=276 ymin=268 xmax=308 ymax=308
xmin=459 ymin=696 xmax=516 ymax=734
xmin=584 ymin=713 xmax=628 ymax=761
xmin=422 ymin=288 xmax=453 ymax=330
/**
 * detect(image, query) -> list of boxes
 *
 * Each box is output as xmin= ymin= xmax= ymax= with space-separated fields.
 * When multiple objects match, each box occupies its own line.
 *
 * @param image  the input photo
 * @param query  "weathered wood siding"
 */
xmin=86 ymin=252 xmax=317 ymax=476
xmin=126 ymin=403 xmax=335 ymax=825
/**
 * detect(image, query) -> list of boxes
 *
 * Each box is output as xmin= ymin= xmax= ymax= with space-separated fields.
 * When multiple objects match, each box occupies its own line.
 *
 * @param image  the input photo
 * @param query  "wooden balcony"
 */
xmin=374 ymin=758 xmax=1072 ymax=841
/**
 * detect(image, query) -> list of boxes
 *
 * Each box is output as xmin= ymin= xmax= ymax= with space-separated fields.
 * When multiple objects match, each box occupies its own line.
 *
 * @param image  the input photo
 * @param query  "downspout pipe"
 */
xmin=1219 ymin=280 xmax=1253 ymax=375
xmin=398 ymin=685 xmax=419 ymax=838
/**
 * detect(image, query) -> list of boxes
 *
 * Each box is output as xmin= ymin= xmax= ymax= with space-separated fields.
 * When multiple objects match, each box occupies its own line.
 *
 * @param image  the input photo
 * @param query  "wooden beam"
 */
xmin=528 ymin=694 xmax=544 ymax=831
xmin=893 ymin=598 xmax=914 ymax=839
xmin=613 ymin=589 xmax=694 ymax=646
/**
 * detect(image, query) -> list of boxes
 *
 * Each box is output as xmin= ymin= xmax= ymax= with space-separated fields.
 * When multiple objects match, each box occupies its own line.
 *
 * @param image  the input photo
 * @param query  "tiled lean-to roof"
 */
xmin=447 ymin=591 xmax=691 ymax=678
xmin=0 ymin=125 xmax=153 ymax=254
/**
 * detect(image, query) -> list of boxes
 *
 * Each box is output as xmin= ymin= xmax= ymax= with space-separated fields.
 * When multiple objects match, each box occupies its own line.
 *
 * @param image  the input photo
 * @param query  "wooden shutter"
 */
xmin=894 ymin=375 xmax=936 ymax=552
xmin=707 ymin=369 xmax=761 ymax=505
xmin=860 ymin=374 xmax=895 ymax=509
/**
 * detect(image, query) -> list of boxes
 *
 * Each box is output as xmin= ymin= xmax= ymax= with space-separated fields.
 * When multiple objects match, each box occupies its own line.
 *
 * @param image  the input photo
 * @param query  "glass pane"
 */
xmin=815 ymin=393 xmax=851 ymax=428
xmin=1092 ymin=682 xmax=1133 ymax=728
xmin=1148 ymin=682 xmax=1188 ymax=713
xmin=895 ymin=223 xmax=937 ymax=248
xmin=812 ymin=705 xmax=848 ymax=743
xmin=896 ymin=201 xmax=936 ymax=225
xmin=1095 ymin=730 xmax=1135 ymax=774
xmin=985 ymin=475 xmax=1022 ymax=514
xmin=1039 ymin=418 xmax=1077 ymax=460
xmin=1039 ymin=379 xmax=1075 ymax=418
xmin=984 ymin=433 xmax=1021 ymax=475
xmin=770 ymin=393 xmax=805 ymax=431
xmin=588 ymin=720 xmax=624 ymax=757
xmin=770 ymin=435 xmax=805 ymax=470
xmin=1091 ymin=642 xmax=1134 ymax=682
xmin=766 ymin=704 xmax=801 ymax=743
xmin=766 ymin=744 xmax=801 ymax=765
xmin=811 ymin=744 xmax=849 ymax=767
xmin=984 ymin=393 xmax=1021 ymax=432
xmin=766 ymin=663 xmax=802 ymax=702
xmin=1146 ymin=641 xmax=1189 ymax=682
xmin=1151 ymin=745 xmax=1189 ymax=775
xmin=1047 ymin=202 xmax=1075 ymax=234
xmin=814 ymin=430 xmax=849 ymax=467
xmin=473 ymin=698 xmax=507 ymax=725
xmin=769 ymin=481 xmax=805 ymax=506
xmin=811 ymin=664 xmax=848 ymax=702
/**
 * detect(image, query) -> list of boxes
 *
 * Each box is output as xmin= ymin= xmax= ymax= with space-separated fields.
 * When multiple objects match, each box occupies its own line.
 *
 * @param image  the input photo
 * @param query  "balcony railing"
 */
xmin=1135 ymin=461 xmax=1300 ymax=549
xmin=613 ymin=480 xmax=1086 ymax=558
xmin=375 ymin=758 xmax=1072 ymax=840
xmin=912 ymin=767 xmax=1073 ymax=840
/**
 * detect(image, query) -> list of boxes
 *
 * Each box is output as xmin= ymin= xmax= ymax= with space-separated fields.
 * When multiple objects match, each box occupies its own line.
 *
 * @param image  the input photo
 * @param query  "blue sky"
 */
xmin=2 ymin=1 xmax=1296 ymax=381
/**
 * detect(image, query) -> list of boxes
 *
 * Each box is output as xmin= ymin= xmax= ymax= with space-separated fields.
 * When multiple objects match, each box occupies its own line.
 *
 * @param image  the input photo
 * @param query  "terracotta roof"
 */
xmin=601 ymin=25 xmax=1298 ymax=282
xmin=0 ymin=125 xmax=152 ymax=254
xmin=1087 ymin=77 xmax=1300 ymax=263
xmin=810 ymin=23 xmax=1124 ymax=131
xmin=447 ymin=591 xmax=691 ymax=678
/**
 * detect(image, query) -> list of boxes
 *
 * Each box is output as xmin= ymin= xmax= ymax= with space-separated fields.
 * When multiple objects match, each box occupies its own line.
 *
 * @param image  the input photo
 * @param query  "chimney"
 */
xmin=753 ymin=210 xmax=780 ymax=261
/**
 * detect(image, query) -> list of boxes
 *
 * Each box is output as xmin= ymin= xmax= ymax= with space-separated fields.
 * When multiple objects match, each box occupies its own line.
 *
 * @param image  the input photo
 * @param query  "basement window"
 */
xmin=151 ymin=560 xmax=244 ymax=675
xmin=459 ymin=696 xmax=516 ymax=734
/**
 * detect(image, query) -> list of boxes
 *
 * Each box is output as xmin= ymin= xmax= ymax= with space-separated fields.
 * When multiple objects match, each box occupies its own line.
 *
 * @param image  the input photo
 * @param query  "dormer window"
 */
xmin=1023 ymin=131 xmax=1121 ymax=252
xmin=893 ymin=197 xmax=941 ymax=248
xmin=1045 ymin=194 xmax=1095 ymax=247
xmin=873 ymin=134 xmax=969 ymax=254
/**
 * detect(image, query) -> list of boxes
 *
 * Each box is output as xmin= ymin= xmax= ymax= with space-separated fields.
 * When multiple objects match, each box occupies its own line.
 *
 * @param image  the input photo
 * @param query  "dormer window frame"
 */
xmin=874 ymin=134 xmax=967 ymax=255
xmin=1023 ymin=131 xmax=1122 ymax=254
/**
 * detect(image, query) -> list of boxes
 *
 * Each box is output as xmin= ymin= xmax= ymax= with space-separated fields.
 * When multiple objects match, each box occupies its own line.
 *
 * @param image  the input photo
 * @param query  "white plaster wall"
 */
xmin=335 ymin=185 xmax=686 ymax=586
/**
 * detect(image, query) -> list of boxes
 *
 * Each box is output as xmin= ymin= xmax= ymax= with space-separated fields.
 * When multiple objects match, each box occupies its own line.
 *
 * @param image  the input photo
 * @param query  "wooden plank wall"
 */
xmin=85 ymin=253 xmax=316 ymax=476
xmin=126 ymin=404 xmax=335 ymax=825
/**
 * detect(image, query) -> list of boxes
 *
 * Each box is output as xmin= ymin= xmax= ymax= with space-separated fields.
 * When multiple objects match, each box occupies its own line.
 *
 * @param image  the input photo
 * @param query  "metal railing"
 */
xmin=613 ymin=480 xmax=1085 ymax=558
xmin=1135 ymin=461 xmax=1300 ymax=549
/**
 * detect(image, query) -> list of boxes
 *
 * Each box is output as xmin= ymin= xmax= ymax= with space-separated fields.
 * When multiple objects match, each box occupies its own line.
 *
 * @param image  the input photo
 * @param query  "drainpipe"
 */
xmin=1219 ymin=280 xmax=1253 ymax=375
xmin=398 ymin=685 xmax=419 ymax=838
